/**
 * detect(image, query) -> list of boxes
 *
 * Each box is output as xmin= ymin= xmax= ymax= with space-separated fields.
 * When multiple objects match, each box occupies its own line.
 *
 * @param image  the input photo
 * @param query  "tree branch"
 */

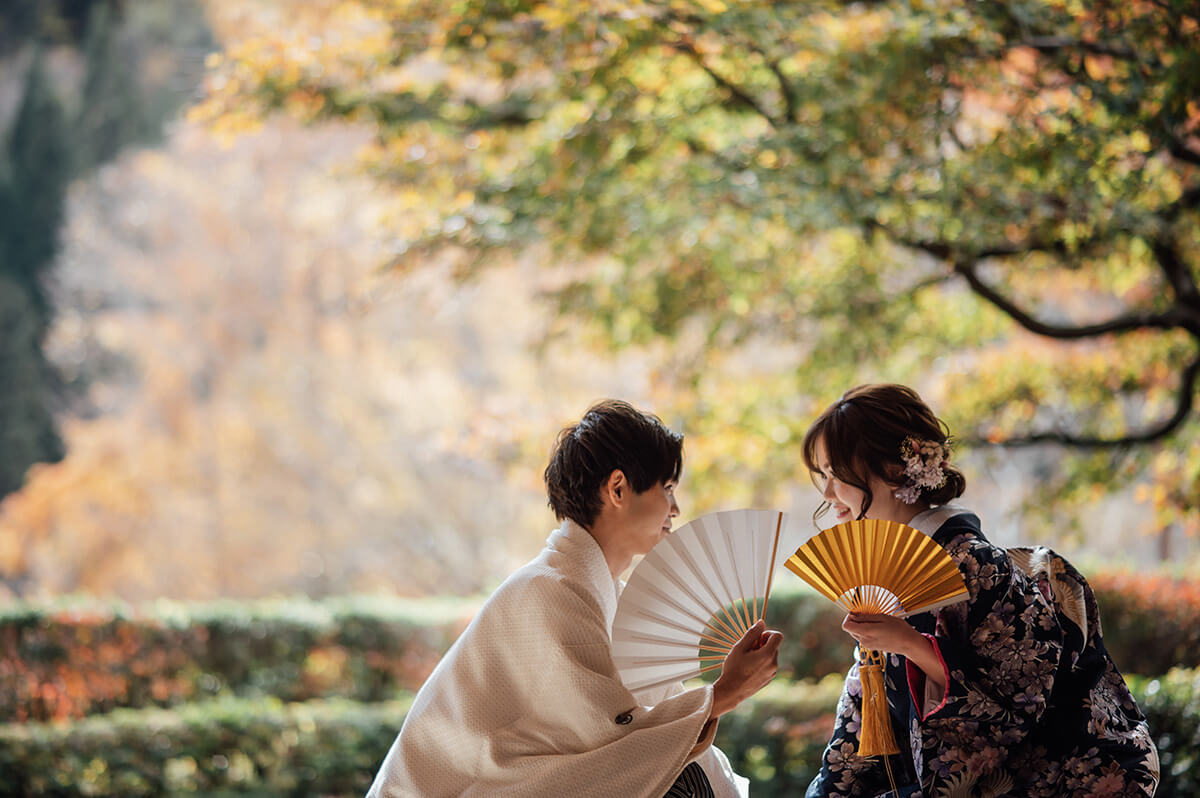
xmin=1168 ymin=140 xmax=1200 ymax=167
xmin=905 ymin=272 xmax=956 ymax=296
xmin=964 ymin=357 xmax=1200 ymax=448
xmin=1151 ymin=189 xmax=1200 ymax=322
xmin=870 ymin=211 xmax=1112 ymax=263
xmin=953 ymin=259 xmax=1181 ymax=338
xmin=876 ymin=211 xmax=1200 ymax=334
xmin=682 ymin=136 xmax=752 ymax=173
xmin=1019 ymin=35 xmax=1153 ymax=64
xmin=670 ymin=40 xmax=780 ymax=128
xmin=1149 ymin=236 xmax=1200 ymax=315
xmin=1160 ymin=183 xmax=1200 ymax=223
xmin=869 ymin=226 xmax=1171 ymax=337
xmin=731 ymin=32 xmax=798 ymax=124
xmin=766 ymin=58 xmax=797 ymax=124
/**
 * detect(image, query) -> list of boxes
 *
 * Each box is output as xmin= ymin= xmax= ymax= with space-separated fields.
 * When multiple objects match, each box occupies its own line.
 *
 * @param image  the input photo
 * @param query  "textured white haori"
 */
xmin=366 ymin=519 xmax=749 ymax=798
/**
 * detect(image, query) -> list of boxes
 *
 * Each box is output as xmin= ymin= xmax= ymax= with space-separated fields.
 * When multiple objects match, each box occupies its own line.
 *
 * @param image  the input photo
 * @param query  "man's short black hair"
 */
xmin=544 ymin=399 xmax=683 ymax=528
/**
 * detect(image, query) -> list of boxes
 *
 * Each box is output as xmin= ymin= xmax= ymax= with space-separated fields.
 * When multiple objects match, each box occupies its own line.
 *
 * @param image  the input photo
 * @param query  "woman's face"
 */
xmin=813 ymin=436 xmax=918 ymax=525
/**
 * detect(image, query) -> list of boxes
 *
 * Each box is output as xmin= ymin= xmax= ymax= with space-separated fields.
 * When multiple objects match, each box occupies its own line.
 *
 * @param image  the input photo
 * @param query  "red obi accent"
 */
xmin=906 ymin=633 xmax=950 ymax=720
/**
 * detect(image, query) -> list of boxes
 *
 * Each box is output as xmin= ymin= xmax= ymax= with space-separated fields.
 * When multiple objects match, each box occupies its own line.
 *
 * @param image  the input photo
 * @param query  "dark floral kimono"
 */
xmin=806 ymin=506 xmax=1159 ymax=798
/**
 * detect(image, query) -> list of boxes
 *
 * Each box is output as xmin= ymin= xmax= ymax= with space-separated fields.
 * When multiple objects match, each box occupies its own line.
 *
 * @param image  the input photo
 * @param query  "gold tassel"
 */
xmin=857 ymin=647 xmax=900 ymax=757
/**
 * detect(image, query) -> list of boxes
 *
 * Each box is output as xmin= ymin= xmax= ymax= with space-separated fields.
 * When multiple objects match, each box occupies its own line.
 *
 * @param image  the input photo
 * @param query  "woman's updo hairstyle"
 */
xmin=801 ymin=384 xmax=966 ymax=523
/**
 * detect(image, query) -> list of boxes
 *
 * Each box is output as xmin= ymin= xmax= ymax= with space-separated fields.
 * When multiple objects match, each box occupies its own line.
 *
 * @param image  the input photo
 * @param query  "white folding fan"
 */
xmin=610 ymin=509 xmax=803 ymax=696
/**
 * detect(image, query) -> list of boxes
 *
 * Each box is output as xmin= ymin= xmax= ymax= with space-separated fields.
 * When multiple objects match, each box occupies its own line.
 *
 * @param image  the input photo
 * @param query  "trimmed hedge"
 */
xmin=1089 ymin=572 xmax=1200 ymax=678
xmin=0 ymin=694 xmax=412 ymax=797
xmin=0 ymin=596 xmax=474 ymax=722
xmin=2 ymin=573 xmax=1197 ymax=722
xmin=2 ymin=670 xmax=1194 ymax=798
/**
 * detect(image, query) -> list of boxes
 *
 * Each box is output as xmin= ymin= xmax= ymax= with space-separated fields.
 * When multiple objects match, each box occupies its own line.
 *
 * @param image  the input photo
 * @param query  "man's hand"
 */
xmin=710 ymin=620 xmax=783 ymax=718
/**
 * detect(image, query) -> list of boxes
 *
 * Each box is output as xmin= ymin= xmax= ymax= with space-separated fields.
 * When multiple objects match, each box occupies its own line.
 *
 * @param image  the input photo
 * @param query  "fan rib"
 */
xmin=785 ymin=547 xmax=845 ymax=603
xmin=745 ymin=513 xmax=763 ymax=624
xmin=628 ymin=588 xmax=739 ymax=649
xmin=717 ymin=515 xmax=753 ymax=634
xmin=691 ymin=526 xmax=749 ymax=637
xmin=787 ymin=520 xmax=969 ymax=632
xmin=616 ymin=628 xmax=732 ymax=654
xmin=633 ymin=560 xmax=743 ymax=648
xmin=625 ymin=662 xmax=722 ymax=694
xmin=669 ymin=537 xmax=749 ymax=640
xmin=611 ymin=509 xmax=801 ymax=695
xmin=615 ymin=654 xmax=727 ymax=668
xmin=760 ymin=512 xmax=784 ymax=620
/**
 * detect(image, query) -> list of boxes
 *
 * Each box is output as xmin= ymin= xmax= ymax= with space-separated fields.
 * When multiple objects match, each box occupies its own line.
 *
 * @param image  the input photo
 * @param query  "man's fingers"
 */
xmin=735 ymin=619 xmax=766 ymax=651
xmin=760 ymin=630 xmax=783 ymax=653
xmin=744 ymin=629 xmax=783 ymax=659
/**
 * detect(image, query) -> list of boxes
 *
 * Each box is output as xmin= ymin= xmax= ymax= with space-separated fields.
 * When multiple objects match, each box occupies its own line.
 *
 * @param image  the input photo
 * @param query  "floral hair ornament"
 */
xmin=895 ymin=437 xmax=949 ymax=504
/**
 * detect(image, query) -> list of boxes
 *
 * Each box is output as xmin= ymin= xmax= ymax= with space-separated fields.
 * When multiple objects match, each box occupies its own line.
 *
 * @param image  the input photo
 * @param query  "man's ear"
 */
xmin=604 ymin=469 xmax=628 ymax=506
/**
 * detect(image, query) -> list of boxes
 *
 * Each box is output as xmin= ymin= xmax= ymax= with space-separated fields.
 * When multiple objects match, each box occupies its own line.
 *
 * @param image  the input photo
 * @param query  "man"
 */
xmin=367 ymin=400 xmax=783 ymax=797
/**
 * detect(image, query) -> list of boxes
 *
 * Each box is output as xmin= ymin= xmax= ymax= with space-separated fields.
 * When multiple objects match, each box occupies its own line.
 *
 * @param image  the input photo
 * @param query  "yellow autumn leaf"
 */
xmin=1129 ymin=130 xmax=1152 ymax=152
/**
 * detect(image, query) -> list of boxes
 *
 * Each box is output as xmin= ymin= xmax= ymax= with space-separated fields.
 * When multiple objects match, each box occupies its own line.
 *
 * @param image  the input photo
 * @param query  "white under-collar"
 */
xmin=906 ymin=503 xmax=972 ymax=538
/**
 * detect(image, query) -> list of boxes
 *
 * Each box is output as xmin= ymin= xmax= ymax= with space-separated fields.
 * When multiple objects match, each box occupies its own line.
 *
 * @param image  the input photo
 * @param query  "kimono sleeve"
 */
xmin=912 ymin=536 xmax=1064 ymax=750
xmin=468 ymin=573 xmax=715 ymax=797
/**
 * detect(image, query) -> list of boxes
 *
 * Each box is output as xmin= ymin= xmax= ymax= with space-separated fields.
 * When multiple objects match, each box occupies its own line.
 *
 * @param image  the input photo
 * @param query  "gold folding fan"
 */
xmin=784 ymin=518 xmax=968 ymax=756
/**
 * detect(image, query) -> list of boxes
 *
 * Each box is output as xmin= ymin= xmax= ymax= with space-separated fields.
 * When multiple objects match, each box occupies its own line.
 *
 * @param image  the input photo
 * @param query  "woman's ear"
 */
xmin=881 ymin=462 xmax=906 ymax=488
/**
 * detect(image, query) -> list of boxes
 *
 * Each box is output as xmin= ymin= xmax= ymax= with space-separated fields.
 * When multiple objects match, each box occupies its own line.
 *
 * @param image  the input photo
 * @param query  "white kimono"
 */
xmin=367 ymin=519 xmax=750 ymax=798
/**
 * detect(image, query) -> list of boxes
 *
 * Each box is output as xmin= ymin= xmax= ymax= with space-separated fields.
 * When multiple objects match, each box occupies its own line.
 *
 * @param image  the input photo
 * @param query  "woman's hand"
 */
xmin=843 ymin=613 xmax=946 ymax=696
xmin=841 ymin=613 xmax=925 ymax=657
xmin=710 ymin=620 xmax=783 ymax=717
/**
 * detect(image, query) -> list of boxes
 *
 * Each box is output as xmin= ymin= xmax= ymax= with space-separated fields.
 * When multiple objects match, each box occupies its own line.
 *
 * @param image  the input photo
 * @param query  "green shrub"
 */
xmin=2 ymin=572 xmax=1196 ymax=724
xmin=713 ymin=675 xmax=843 ymax=797
xmin=0 ymin=596 xmax=474 ymax=722
xmin=762 ymin=588 xmax=853 ymax=682
xmin=0 ymin=682 xmax=839 ymax=798
xmin=0 ymin=694 xmax=412 ymax=797
xmin=1131 ymin=668 xmax=1200 ymax=798
xmin=1 ymin=670 xmax=1195 ymax=798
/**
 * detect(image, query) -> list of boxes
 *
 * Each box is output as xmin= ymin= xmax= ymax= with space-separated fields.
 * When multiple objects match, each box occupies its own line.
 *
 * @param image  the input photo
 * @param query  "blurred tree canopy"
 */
xmin=0 ymin=0 xmax=210 ymax=504
xmin=199 ymin=0 xmax=1200 ymax=536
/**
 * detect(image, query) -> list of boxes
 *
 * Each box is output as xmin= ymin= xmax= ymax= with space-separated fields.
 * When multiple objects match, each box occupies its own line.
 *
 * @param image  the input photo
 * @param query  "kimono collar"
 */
xmin=907 ymin=503 xmax=978 ymax=545
xmin=545 ymin=519 xmax=622 ymax=629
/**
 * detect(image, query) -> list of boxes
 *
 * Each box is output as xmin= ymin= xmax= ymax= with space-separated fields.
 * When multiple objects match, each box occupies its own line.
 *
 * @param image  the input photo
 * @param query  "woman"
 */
xmin=802 ymin=384 xmax=1158 ymax=797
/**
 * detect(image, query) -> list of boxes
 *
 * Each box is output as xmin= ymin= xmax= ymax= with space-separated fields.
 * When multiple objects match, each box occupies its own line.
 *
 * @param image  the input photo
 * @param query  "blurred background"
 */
xmin=1 ymin=0 xmax=1198 ymax=795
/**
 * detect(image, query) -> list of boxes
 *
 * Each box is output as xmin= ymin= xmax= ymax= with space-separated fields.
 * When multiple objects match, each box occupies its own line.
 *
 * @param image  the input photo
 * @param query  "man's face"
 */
xmin=622 ymin=479 xmax=680 ymax=556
